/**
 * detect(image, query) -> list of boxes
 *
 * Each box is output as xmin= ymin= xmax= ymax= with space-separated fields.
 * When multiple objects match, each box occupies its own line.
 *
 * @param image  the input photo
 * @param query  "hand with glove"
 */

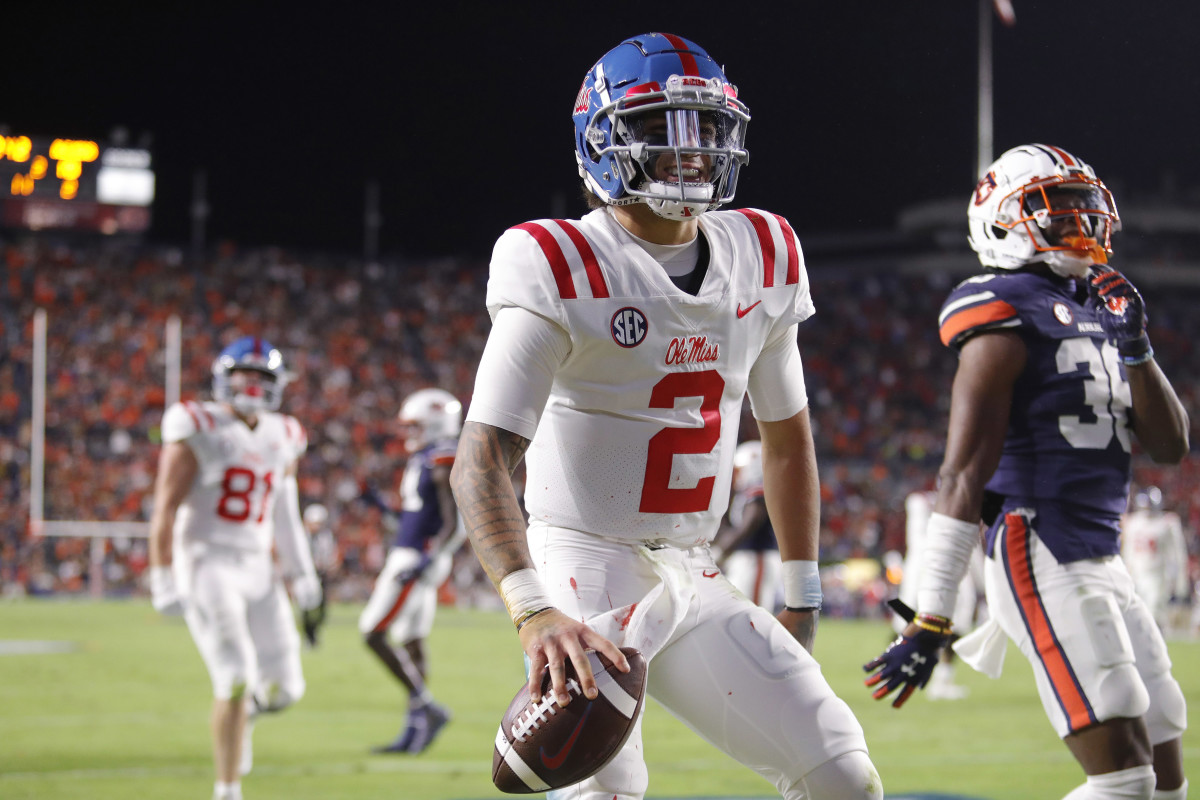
xmin=863 ymin=599 xmax=953 ymax=708
xmin=149 ymin=565 xmax=184 ymax=616
xmin=1087 ymin=266 xmax=1152 ymax=364
xmin=289 ymin=573 xmax=323 ymax=611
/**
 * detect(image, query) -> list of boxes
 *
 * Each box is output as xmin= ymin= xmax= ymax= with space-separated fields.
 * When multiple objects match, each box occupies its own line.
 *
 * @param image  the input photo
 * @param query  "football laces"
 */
xmin=511 ymin=678 xmax=582 ymax=742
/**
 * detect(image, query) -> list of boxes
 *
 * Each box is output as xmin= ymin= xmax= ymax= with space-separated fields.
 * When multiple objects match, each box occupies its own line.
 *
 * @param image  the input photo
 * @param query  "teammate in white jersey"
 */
xmin=148 ymin=336 xmax=322 ymax=800
xmin=450 ymin=33 xmax=881 ymax=800
xmin=1122 ymin=487 xmax=1190 ymax=634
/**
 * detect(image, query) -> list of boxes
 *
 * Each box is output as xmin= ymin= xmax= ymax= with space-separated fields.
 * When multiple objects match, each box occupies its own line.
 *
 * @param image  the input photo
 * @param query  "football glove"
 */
xmin=149 ymin=565 xmax=184 ymax=616
xmin=863 ymin=600 xmax=952 ymax=708
xmin=289 ymin=573 xmax=323 ymax=611
xmin=1087 ymin=266 xmax=1151 ymax=361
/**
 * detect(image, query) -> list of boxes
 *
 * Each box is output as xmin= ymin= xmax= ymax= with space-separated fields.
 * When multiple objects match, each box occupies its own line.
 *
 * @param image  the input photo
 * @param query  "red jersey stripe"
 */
xmin=735 ymin=209 xmax=776 ymax=288
xmin=771 ymin=213 xmax=800 ymax=285
xmin=553 ymin=220 xmax=610 ymax=298
xmin=938 ymin=299 xmax=1019 ymax=346
xmin=661 ymin=33 xmax=699 ymax=75
xmin=1005 ymin=514 xmax=1096 ymax=731
xmin=182 ymin=401 xmax=202 ymax=431
xmin=513 ymin=222 xmax=576 ymax=299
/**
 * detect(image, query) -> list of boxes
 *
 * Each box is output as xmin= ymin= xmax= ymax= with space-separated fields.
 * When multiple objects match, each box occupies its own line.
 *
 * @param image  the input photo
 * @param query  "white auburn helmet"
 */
xmin=398 ymin=388 xmax=462 ymax=451
xmin=732 ymin=439 xmax=763 ymax=493
xmin=968 ymin=144 xmax=1120 ymax=278
xmin=1133 ymin=486 xmax=1164 ymax=513
xmin=303 ymin=503 xmax=329 ymax=527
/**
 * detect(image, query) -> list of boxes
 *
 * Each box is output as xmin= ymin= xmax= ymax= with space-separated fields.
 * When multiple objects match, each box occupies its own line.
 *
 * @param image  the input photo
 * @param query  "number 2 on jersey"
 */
xmin=639 ymin=370 xmax=725 ymax=514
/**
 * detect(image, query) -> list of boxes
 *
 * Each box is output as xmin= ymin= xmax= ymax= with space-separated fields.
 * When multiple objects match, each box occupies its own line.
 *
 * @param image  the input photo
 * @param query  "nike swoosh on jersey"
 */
xmin=539 ymin=701 xmax=593 ymax=770
xmin=736 ymin=300 xmax=762 ymax=319
xmin=702 ymin=570 xmax=719 ymax=578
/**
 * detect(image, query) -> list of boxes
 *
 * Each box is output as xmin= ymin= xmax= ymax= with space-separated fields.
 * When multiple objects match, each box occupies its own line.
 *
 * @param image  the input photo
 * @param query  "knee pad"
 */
xmin=1142 ymin=671 xmax=1187 ymax=745
xmin=1063 ymin=765 xmax=1155 ymax=800
xmin=253 ymin=676 xmax=305 ymax=713
xmin=784 ymin=750 xmax=883 ymax=800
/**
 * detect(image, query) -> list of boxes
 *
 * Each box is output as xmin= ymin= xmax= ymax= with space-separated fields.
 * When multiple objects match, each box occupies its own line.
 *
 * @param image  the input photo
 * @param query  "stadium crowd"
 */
xmin=1 ymin=236 xmax=1197 ymax=622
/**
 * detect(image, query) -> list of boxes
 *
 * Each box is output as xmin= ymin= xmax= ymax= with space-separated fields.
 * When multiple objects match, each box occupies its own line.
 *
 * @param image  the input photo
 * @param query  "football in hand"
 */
xmin=492 ymin=647 xmax=647 ymax=794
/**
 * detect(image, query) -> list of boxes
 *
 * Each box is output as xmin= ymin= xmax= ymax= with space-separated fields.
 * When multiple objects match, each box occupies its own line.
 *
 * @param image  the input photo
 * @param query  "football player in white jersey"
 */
xmin=1122 ymin=487 xmax=1190 ymax=634
xmin=148 ymin=336 xmax=322 ymax=800
xmin=450 ymin=33 xmax=882 ymax=800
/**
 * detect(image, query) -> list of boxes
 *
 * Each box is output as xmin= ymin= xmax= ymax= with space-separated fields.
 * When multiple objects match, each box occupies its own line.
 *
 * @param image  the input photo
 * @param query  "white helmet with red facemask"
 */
xmin=968 ymin=144 xmax=1120 ymax=278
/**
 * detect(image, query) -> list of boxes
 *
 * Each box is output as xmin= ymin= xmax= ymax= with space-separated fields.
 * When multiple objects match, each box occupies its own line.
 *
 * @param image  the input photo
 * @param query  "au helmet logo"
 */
xmin=612 ymin=307 xmax=648 ymax=348
xmin=974 ymin=172 xmax=997 ymax=206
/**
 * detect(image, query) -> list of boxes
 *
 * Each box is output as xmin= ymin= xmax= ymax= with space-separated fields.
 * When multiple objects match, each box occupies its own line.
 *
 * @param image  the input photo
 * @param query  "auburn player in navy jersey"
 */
xmin=358 ymin=389 xmax=466 ymax=754
xmin=864 ymin=144 xmax=1190 ymax=800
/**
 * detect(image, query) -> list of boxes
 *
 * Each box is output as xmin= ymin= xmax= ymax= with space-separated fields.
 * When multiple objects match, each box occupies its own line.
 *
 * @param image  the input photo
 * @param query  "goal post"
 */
xmin=28 ymin=310 xmax=181 ymax=597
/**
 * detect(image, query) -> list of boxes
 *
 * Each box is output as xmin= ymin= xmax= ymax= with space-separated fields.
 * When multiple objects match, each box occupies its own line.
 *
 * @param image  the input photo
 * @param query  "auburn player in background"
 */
xmin=864 ymin=144 xmax=1189 ymax=800
xmin=451 ymin=33 xmax=882 ymax=800
xmin=713 ymin=439 xmax=783 ymax=611
xmin=358 ymin=388 xmax=465 ymax=754
xmin=148 ymin=336 xmax=322 ymax=800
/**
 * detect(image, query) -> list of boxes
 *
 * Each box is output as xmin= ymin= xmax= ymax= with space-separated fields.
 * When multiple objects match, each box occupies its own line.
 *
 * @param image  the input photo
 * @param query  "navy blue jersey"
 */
xmin=394 ymin=438 xmax=458 ymax=550
xmin=728 ymin=489 xmax=778 ymax=552
xmin=938 ymin=271 xmax=1132 ymax=563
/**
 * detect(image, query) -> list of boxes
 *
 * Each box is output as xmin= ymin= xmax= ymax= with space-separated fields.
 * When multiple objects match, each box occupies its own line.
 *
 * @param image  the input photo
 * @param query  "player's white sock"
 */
xmin=213 ymin=780 xmax=242 ymax=800
xmin=1155 ymin=778 xmax=1188 ymax=800
xmin=1062 ymin=765 xmax=1155 ymax=799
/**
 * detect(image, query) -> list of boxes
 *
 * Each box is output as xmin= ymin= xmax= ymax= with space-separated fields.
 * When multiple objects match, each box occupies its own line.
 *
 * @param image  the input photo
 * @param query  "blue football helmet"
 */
xmin=212 ymin=336 xmax=289 ymax=412
xmin=573 ymin=33 xmax=750 ymax=220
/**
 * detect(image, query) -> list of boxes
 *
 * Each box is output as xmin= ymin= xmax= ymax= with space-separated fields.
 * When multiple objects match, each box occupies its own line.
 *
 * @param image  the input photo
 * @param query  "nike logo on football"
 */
xmin=702 ymin=570 xmax=719 ymax=578
xmin=736 ymin=301 xmax=762 ymax=319
xmin=539 ymin=701 xmax=593 ymax=770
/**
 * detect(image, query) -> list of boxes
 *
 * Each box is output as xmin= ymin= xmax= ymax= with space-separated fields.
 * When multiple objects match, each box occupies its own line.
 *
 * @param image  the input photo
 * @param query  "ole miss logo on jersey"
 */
xmin=612 ymin=307 xmax=648 ymax=347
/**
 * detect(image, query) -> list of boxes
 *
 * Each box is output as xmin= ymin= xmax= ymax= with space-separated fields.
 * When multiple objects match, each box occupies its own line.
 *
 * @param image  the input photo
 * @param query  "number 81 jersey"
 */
xmin=161 ymin=400 xmax=307 ymax=554
xmin=486 ymin=207 xmax=813 ymax=547
xmin=938 ymin=270 xmax=1132 ymax=561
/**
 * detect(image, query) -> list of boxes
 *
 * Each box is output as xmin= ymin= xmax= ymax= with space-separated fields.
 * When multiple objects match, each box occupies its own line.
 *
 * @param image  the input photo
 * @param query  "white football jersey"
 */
xmin=1121 ymin=510 xmax=1188 ymax=594
xmin=162 ymin=400 xmax=307 ymax=554
xmin=483 ymin=207 xmax=813 ymax=546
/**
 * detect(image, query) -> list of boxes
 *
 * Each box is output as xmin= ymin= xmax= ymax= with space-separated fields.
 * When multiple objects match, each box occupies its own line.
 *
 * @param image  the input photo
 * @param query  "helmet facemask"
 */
xmin=1014 ymin=180 xmax=1118 ymax=278
xmin=214 ymin=367 xmax=285 ymax=413
xmin=583 ymin=73 xmax=749 ymax=220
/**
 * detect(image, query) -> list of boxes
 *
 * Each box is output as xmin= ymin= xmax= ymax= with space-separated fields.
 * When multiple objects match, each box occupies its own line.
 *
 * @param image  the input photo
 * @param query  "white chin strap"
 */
xmin=1044 ymin=250 xmax=1095 ymax=279
xmin=641 ymin=181 xmax=714 ymax=220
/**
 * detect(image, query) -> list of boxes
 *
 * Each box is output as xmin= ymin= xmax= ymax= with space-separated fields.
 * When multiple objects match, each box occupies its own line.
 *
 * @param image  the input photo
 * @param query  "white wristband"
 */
xmin=499 ymin=568 xmax=553 ymax=625
xmin=781 ymin=560 xmax=822 ymax=610
xmin=916 ymin=512 xmax=981 ymax=619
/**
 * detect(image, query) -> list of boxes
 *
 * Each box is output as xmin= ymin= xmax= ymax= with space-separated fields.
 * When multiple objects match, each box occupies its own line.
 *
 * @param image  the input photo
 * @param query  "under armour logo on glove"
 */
xmin=863 ymin=601 xmax=952 ymax=708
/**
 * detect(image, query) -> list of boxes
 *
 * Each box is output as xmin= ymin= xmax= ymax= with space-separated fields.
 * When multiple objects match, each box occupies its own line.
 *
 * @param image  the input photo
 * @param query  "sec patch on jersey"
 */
xmin=492 ymin=647 xmax=647 ymax=794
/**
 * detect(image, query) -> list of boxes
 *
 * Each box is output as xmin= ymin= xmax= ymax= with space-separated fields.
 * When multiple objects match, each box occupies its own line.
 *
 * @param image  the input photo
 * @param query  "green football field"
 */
xmin=0 ymin=601 xmax=1196 ymax=800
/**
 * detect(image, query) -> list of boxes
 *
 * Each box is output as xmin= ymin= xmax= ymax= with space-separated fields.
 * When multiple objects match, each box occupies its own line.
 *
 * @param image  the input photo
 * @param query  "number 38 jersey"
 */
xmin=938 ymin=271 xmax=1132 ymax=562
xmin=481 ymin=207 xmax=814 ymax=547
xmin=161 ymin=400 xmax=307 ymax=554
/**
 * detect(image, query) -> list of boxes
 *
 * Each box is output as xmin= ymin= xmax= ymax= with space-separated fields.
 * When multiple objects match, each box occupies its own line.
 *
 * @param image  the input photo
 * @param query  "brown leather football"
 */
xmin=492 ymin=647 xmax=647 ymax=793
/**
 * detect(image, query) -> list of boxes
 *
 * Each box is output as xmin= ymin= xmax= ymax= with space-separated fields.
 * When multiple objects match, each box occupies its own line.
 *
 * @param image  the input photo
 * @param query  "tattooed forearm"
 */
xmin=450 ymin=421 xmax=534 ymax=587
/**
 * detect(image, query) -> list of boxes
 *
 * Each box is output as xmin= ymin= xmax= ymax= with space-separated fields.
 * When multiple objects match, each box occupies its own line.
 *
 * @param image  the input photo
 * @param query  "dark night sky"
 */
xmin=7 ymin=1 xmax=1199 ymax=259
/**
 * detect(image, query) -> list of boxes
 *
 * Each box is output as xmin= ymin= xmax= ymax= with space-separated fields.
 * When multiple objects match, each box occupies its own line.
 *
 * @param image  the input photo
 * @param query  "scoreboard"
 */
xmin=0 ymin=134 xmax=155 ymax=234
